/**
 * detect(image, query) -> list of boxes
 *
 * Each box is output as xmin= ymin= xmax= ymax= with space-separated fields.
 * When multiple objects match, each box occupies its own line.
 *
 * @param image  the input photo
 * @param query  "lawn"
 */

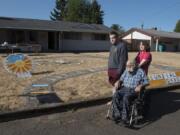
xmin=0 ymin=52 xmax=179 ymax=111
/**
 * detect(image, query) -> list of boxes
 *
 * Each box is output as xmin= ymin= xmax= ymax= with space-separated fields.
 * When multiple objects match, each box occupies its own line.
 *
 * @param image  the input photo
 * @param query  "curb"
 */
xmin=0 ymin=83 xmax=180 ymax=122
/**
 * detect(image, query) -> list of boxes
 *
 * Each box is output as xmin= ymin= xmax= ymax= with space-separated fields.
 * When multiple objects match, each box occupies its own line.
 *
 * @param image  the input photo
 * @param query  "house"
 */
xmin=121 ymin=28 xmax=180 ymax=52
xmin=0 ymin=17 xmax=112 ymax=52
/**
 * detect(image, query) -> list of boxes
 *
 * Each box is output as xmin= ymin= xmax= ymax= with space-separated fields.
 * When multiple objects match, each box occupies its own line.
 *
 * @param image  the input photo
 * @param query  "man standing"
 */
xmin=108 ymin=31 xmax=128 ymax=92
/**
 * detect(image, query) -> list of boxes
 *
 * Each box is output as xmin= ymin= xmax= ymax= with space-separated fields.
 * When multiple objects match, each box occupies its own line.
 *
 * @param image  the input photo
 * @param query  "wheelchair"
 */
xmin=106 ymin=88 xmax=150 ymax=127
xmin=129 ymin=91 xmax=145 ymax=126
xmin=129 ymin=88 xmax=151 ymax=127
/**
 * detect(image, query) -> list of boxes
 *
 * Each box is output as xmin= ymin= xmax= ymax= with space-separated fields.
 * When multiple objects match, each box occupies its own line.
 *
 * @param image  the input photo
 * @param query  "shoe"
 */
xmin=112 ymin=117 xmax=121 ymax=124
xmin=122 ymin=119 xmax=129 ymax=126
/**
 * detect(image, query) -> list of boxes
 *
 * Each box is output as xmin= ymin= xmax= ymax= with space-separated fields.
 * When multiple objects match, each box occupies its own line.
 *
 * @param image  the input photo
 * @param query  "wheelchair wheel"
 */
xmin=129 ymin=103 xmax=138 ymax=126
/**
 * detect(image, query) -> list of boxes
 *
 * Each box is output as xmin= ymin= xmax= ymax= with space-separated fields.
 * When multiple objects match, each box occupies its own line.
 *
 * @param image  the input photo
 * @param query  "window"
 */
xmin=92 ymin=34 xmax=108 ymax=41
xmin=16 ymin=31 xmax=25 ymax=43
xmin=63 ymin=32 xmax=82 ymax=40
xmin=29 ymin=31 xmax=37 ymax=43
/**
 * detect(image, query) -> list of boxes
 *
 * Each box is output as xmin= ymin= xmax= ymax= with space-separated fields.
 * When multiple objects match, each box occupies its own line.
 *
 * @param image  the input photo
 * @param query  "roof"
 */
xmin=0 ymin=16 xmax=112 ymax=34
xmin=122 ymin=28 xmax=180 ymax=39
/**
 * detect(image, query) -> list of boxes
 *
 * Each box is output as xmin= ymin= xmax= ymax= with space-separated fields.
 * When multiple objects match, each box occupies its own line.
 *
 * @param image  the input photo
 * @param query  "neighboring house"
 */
xmin=122 ymin=28 xmax=180 ymax=52
xmin=0 ymin=17 xmax=112 ymax=52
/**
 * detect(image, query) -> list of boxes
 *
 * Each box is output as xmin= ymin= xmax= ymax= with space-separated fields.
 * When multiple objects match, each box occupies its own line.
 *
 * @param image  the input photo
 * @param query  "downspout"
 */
xmin=155 ymin=38 xmax=159 ymax=52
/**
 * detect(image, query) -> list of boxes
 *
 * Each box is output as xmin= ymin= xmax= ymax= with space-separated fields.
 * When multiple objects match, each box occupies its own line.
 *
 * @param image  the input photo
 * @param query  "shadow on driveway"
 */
xmin=148 ymin=90 xmax=180 ymax=120
xmin=135 ymin=89 xmax=180 ymax=129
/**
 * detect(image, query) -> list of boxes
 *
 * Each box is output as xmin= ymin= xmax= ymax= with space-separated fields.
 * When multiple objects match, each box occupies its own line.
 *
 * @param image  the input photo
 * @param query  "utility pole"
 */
xmin=141 ymin=22 xmax=144 ymax=29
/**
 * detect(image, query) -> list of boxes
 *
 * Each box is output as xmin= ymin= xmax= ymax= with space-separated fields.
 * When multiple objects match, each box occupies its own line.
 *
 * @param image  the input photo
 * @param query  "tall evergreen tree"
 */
xmin=174 ymin=20 xmax=180 ymax=32
xmin=65 ymin=0 xmax=83 ymax=22
xmin=90 ymin=0 xmax=104 ymax=24
xmin=111 ymin=24 xmax=125 ymax=35
xmin=50 ymin=0 xmax=67 ymax=21
xmin=50 ymin=0 xmax=104 ymax=24
xmin=81 ymin=0 xmax=92 ymax=23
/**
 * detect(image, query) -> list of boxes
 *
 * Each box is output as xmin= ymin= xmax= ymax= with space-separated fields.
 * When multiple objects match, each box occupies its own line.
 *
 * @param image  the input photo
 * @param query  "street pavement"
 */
xmin=1 ymin=88 xmax=180 ymax=135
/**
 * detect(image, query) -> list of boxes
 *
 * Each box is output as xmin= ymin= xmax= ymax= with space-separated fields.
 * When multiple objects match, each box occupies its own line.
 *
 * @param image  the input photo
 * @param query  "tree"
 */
xmin=111 ymin=24 xmax=125 ymax=35
xmin=90 ymin=0 xmax=104 ymax=24
xmin=81 ymin=0 xmax=92 ymax=23
xmin=174 ymin=20 xmax=180 ymax=32
xmin=65 ymin=0 xmax=83 ymax=22
xmin=50 ymin=0 xmax=67 ymax=21
xmin=50 ymin=0 xmax=104 ymax=24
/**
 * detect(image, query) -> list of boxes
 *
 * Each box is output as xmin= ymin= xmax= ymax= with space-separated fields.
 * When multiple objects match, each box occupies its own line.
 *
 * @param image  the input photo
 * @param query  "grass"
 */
xmin=0 ymin=52 xmax=179 ymax=111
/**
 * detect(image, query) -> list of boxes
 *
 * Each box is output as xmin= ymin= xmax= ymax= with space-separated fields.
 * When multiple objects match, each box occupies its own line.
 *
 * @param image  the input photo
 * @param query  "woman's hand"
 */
xmin=114 ymin=80 xmax=121 ymax=90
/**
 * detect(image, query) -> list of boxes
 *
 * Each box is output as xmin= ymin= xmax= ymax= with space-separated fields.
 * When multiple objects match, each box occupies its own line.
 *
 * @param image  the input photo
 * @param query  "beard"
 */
xmin=127 ymin=67 xmax=137 ymax=74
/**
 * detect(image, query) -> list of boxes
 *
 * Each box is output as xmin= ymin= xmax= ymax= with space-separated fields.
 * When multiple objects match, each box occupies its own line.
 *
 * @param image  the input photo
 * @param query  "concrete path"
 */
xmin=23 ymin=54 xmax=180 ymax=108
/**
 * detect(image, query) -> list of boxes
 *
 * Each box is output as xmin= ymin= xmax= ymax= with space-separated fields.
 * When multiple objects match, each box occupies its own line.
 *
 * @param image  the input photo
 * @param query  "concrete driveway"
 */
xmin=0 ymin=88 xmax=180 ymax=135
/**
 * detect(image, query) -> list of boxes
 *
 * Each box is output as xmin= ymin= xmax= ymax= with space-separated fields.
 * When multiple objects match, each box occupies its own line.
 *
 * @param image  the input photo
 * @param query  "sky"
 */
xmin=0 ymin=0 xmax=179 ymax=31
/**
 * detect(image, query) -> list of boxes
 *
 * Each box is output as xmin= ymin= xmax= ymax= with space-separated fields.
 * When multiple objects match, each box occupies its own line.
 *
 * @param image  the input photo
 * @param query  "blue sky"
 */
xmin=0 ymin=0 xmax=179 ymax=31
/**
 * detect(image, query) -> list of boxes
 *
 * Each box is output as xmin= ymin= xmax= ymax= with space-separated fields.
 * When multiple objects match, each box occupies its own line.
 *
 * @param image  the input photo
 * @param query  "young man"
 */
xmin=112 ymin=60 xmax=149 ymax=124
xmin=108 ymin=31 xmax=128 ymax=92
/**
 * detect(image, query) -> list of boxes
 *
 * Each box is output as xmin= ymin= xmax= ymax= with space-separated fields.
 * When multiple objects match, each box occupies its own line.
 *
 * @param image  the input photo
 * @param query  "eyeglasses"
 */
xmin=126 ymin=64 xmax=135 ymax=67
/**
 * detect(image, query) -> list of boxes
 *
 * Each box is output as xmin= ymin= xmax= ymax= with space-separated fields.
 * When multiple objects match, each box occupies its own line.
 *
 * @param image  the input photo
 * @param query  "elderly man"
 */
xmin=112 ymin=60 xmax=149 ymax=124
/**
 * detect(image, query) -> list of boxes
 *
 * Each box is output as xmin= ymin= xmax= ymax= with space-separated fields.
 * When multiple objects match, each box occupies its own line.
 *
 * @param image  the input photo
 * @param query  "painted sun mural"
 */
xmin=4 ymin=54 xmax=33 ymax=78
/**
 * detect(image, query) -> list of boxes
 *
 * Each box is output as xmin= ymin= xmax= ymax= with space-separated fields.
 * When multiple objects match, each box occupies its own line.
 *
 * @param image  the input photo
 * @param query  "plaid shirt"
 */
xmin=120 ymin=68 xmax=149 ymax=89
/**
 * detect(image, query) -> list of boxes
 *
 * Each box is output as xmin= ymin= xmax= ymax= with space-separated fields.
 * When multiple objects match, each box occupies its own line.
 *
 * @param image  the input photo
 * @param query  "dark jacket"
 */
xmin=108 ymin=42 xmax=128 ymax=76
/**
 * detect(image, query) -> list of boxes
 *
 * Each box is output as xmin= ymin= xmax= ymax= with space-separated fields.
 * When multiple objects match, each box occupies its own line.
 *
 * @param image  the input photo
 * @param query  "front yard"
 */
xmin=0 ymin=52 xmax=179 ymax=111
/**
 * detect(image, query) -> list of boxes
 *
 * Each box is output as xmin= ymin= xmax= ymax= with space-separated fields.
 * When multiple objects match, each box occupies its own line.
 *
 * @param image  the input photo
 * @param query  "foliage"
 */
xmin=50 ymin=0 xmax=104 ymax=24
xmin=174 ymin=20 xmax=180 ymax=32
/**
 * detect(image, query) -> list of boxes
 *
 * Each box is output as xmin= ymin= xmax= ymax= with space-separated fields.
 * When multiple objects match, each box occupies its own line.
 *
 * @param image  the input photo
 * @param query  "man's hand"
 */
xmin=135 ymin=85 xmax=142 ymax=93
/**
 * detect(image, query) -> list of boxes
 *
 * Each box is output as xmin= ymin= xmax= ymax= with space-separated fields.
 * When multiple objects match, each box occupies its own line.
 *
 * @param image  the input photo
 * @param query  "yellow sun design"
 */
xmin=7 ymin=58 xmax=32 ymax=74
xmin=5 ymin=54 xmax=32 ymax=75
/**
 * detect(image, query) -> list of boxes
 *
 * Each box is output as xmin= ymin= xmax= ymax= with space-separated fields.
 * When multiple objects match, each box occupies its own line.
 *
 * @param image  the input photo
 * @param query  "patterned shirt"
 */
xmin=120 ymin=68 xmax=149 ymax=89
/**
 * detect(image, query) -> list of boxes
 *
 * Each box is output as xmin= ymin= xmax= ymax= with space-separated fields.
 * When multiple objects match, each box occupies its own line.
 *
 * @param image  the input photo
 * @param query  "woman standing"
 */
xmin=135 ymin=42 xmax=152 ymax=75
xmin=135 ymin=42 xmax=152 ymax=118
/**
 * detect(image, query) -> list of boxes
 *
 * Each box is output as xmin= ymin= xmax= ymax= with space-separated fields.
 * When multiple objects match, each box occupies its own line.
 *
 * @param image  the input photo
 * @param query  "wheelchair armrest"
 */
xmin=138 ymin=87 xmax=147 ymax=99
